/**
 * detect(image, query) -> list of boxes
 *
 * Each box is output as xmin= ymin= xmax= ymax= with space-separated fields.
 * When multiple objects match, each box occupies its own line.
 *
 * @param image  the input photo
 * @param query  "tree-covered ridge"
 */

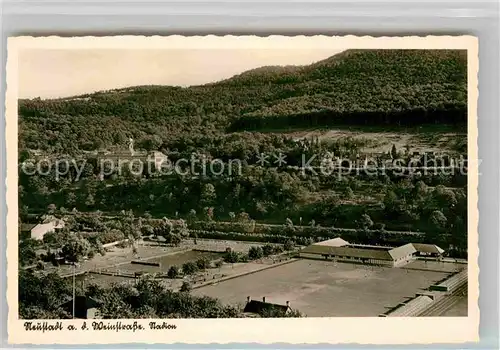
xmin=19 ymin=49 xmax=466 ymax=153
xmin=231 ymin=49 xmax=467 ymax=130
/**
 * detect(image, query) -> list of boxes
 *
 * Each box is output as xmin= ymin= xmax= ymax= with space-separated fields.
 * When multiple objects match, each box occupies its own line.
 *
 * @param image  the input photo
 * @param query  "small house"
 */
xmin=60 ymin=296 xmax=101 ymax=319
xmin=243 ymin=296 xmax=291 ymax=317
xmin=20 ymin=223 xmax=37 ymax=240
xmin=29 ymin=219 xmax=65 ymax=240
xmin=411 ymin=243 xmax=445 ymax=257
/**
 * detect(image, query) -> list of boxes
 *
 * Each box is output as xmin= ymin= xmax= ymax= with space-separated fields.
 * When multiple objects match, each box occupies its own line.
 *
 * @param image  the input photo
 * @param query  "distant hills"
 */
xmin=19 ymin=49 xmax=467 ymax=154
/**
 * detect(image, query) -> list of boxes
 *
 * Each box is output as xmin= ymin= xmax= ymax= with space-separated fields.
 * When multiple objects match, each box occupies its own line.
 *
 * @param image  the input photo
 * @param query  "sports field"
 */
xmin=117 ymin=250 xmax=223 ymax=274
xmin=193 ymin=259 xmax=457 ymax=317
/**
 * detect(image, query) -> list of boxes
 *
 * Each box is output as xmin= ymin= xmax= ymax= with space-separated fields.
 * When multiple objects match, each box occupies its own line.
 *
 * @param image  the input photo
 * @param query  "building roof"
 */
xmin=20 ymin=223 xmax=37 ymax=232
xmin=301 ymin=244 xmax=393 ymax=261
xmin=301 ymin=241 xmax=417 ymax=261
xmin=60 ymin=296 xmax=101 ymax=314
xmin=243 ymin=300 xmax=289 ymax=315
xmin=314 ymin=237 xmax=349 ymax=247
xmin=386 ymin=295 xmax=433 ymax=317
xmin=388 ymin=243 xmax=417 ymax=260
xmin=349 ymin=243 xmax=394 ymax=250
xmin=411 ymin=243 xmax=445 ymax=255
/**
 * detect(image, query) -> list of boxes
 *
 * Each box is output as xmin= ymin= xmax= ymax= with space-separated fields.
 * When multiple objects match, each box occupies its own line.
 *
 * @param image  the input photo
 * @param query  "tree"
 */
xmin=180 ymin=281 xmax=192 ymax=293
xmin=343 ymin=186 xmax=354 ymax=200
xmin=170 ymin=234 xmax=182 ymax=247
xmin=391 ymin=144 xmax=398 ymax=159
xmin=173 ymin=219 xmax=189 ymax=239
xmin=66 ymin=192 xmax=77 ymax=207
xmin=430 ymin=210 xmax=447 ymax=232
xmin=61 ymin=236 xmax=92 ymax=263
xmin=248 ymin=246 xmax=264 ymax=260
xmin=19 ymin=239 xmax=38 ymax=267
xmin=414 ymin=180 xmax=429 ymax=198
xmin=383 ymin=190 xmax=399 ymax=214
xmin=47 ymin=203 xmax=56 ymax=214
xmin=82 ymin=163 xmax=95 ymax=178
xmin=283 ymin=240 xmax=294 ymax=251
xmin=141 ymin=224 xmax=154 ymax=237
xmin=223 ymin=251 xmax=240 ymax=263
xmin=43 ymin=228 xmax=72 ymax=248
xmin=201 ymin=183 xmax=217 ymax=207
xmin=237 ymin=212 xmax=251 ymax=222
xmin=373 ymin=222 xmax=386 ymax=231
xmin=85 ymin=194 xmax=95 ymax=208
xmin=283 ymin=218 xmax=295 ymax=235
xmin=167 ymin=265 xmax=179 ymax=279
xmin=262 ymin=244 xmax=274 ymax=257
xmin=450 ymin=216 xmax=467 ymax=255
xmin=433 ymin=186 xmax=458 ymax=210
xmin=182 ymin=261 xmax=198 ymax=275
xmin=155 ymin=218 xmax=173 ymax=240
xmin=205 ymin=207 xmax=214 ymax=221
xmin=358 ymin=214 xmax=374 ymax=231
xmin=139 ymin=135 xmax=163 ymax=152
xmin=187 ymin=209 xmax=197 ymax=223
xmin=196 ymin=257 xmax=210 ymax=270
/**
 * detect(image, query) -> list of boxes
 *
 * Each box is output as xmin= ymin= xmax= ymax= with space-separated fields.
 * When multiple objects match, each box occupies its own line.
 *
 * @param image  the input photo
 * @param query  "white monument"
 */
xmin=128 ymin=138 xmax=135 ymax=156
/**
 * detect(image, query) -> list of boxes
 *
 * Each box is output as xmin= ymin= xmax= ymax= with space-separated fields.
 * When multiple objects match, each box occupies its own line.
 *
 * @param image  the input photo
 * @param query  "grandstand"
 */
xmin=298 ymin=238 xmax=445 ymax=267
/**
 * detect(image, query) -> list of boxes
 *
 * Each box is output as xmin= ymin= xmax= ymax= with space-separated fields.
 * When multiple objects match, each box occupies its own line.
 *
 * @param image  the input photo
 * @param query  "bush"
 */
xmin=99 ymin=229 xmax=125 ymax=245
xmin=196 ymin=257 xmax=210 ymax=270
xmin=36 ymin=261 xmax=45 ymax=270
xmin=223 ymin=251 xmax=240 ymax=264
xmin=182 ymin=261 xmax=198 ymax=275
xmin=248 ymin=246 xmax=264 ymax=260
xmin=180 ymin=281 xmax=192 ymax=293
xmin=167 ymin=265 xmax=179 ymax=279
xmin=272 ymin=245 xmax=284 ymax=254
xmin=116 ymin=241 xmax=129 ymax=249
xmin=262 ymin=244 xmax=274 ymax=256
xmin=283 ymin=240 xmax=294 ymax=251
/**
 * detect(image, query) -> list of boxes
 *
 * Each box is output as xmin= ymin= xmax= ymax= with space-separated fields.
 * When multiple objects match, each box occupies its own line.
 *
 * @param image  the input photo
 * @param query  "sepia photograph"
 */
xmin=5 ymin=35 xmax=479 ymax=344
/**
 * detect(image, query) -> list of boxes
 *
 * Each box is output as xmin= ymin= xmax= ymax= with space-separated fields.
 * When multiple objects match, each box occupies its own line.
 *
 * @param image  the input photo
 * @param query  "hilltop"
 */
xmin=18 ymin=49 xmax=467 ymax=154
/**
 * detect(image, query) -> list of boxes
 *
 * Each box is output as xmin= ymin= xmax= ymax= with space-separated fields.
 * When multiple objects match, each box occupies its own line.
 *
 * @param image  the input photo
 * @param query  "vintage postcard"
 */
xmin=6 ymin=35 xmax=479 ymax=344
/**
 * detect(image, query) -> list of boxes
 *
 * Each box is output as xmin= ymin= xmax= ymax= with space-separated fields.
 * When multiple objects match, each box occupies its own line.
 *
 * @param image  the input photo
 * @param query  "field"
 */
xmin=288 ymin=126 xmax=466 ymax=154
xmin=70 ymin=239 xmax=279 ymax=288
xmin=193 ymin=259 xmax=462 ymax=317
xmin=117 ymin=250 xmax=223 ymax=274
xmin=53 ymin=238 xmax=261 ymax=277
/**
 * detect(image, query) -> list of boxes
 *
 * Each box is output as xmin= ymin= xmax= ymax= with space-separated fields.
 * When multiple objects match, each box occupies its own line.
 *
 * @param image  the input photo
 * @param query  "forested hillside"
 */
xmin=19 ymin=49 xmax=467 ymax=154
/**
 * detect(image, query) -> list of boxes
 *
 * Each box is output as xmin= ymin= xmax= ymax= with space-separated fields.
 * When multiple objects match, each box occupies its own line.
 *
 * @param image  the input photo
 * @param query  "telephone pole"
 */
xmin=72 ymin=262 xmax=80 ymax=319
xmin=72 ymin=263 xmax=76 ymax=319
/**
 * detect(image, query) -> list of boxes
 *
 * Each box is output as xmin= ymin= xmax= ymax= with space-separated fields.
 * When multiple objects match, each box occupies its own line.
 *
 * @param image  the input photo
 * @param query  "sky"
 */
xmin=18 ymin=49 xmax=343 ymax=99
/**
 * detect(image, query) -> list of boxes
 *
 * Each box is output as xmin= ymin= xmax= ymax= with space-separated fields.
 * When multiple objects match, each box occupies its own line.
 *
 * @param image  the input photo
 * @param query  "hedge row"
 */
xmin=189 ymin=221 xmax=424 ymax=238
xmin=190 ymin=228 xmax=426 ymax=246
